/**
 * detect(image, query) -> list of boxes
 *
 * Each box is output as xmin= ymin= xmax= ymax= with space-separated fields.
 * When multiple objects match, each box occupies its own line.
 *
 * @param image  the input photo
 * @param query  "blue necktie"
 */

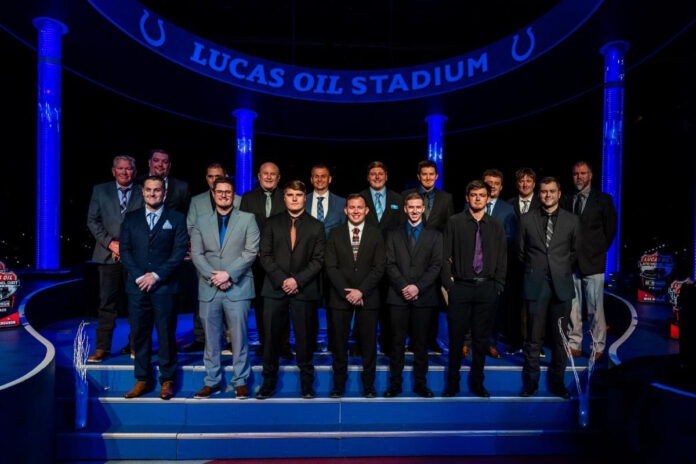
xmin=119 ymin=188 xmax=129 ymax=217
xmin=220 ymin=215 xmax=228 ymax=246
xmin=375 ymin=192 xmax=384 ymax=221
xmin=317 ymin=197 xmax=325 ymax=222
xmin=147 ymin=212 xmax=156 ymax=230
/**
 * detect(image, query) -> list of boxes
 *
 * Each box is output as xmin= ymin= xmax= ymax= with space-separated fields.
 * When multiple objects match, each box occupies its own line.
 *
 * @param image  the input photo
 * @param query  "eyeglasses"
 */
xmin=214 ymin=190 xmax=234 ymax=196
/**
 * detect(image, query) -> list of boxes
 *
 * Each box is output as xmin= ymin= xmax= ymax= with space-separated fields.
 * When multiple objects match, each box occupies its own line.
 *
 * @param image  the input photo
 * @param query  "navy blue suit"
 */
xmin=120 ymin=206 xmax=189 ymax=384
xmin=305 ymin=191 xmax=346 ymax=237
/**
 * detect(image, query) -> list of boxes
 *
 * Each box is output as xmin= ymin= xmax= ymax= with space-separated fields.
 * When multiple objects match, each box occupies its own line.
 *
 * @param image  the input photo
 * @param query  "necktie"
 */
xmin=147 ymin=212 xmax=156 ymax=230
xmin=521 ymin=200 xmax=530 ymax=214
xmin=220 ymin=215 xmax=228 ymax=246
xmin=317 ymin=196 xmax=325 ymax=222
xmin=486 ymin=203 xmax=492 ymax=215
xmin=352 ymin=227 xmax=360 ymax=260
xmin=545 ymin=214 xmax=555 ymax=248
xmin=473 ymin=221 xmax=483 ymax=274
xmin=264 ymin=191 xmax=272 ymax=218
xmin=374 ymin=192 xmax=384 ymax=221
xmin=424 ymin=191 xmax=433 ymax=220
xmin=119 ymin=188 xmax=129 ymax=217
xmin=574 ymin=194 xmax=584 ymax=215
xmin=290 ymin=217 xmax=297 ymax=251
xmin=409 ymin=226 xmax=417 ymax=250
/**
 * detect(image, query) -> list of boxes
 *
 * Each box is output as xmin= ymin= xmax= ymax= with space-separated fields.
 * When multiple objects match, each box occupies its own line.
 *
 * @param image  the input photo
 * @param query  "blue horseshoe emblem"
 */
xmin=511 ymin=27 xmax=535 ymax=62
xmin=139 ymin=9 xmax=165 ymax=47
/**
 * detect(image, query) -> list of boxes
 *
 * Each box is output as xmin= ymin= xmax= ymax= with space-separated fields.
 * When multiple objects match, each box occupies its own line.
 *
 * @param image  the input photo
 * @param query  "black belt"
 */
xmin=454 ymin=277 xmax=490 ymax=283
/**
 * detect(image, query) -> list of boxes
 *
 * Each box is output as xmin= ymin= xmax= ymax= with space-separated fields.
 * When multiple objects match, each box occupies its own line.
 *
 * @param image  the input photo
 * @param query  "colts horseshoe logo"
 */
xmin=139 ymin=9 xmax=165 ymax=47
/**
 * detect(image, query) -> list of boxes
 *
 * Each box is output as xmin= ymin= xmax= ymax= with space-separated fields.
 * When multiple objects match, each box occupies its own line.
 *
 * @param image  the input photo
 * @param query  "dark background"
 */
xmin=0 ymin=8 xmax=694 ymax=282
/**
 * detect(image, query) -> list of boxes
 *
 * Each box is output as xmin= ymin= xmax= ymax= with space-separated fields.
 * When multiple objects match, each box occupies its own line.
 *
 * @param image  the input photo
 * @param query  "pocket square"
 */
xmin=390 ymin=204 xmax=399 ymax=210
xmin=162 ymin=220 xmax=173 ymax=230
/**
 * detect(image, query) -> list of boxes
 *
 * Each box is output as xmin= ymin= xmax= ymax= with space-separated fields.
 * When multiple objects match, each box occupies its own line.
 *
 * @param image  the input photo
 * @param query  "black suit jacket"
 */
xmin=325 ymin=223 xmax=386 ymax=310
xmin=517 ymin=207 xmax=580 ymax=302
xmin=240 ymin=186 xmax=286 ymax=233
xmin=508 ymin=195 xmax=541 ymax=218
xmin=401 ymin=187 xmax=454 ymax=231
xmin=385 ymin=225 xmax=443 ymax=307
xmin=360 ymin=188 xmax=404 ymax=236
xmin=138 ymin=175 xmax=190 ymax=214
xmin=561 ymin=189 xmax=617 ymax=276
xmin=259 ymin=211 xmax=326 ymax=301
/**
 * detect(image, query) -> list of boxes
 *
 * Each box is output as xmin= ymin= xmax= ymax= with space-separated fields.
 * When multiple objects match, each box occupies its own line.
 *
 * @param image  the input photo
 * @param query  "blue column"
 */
xmin=600 ymin=41 xmax=629 ymax=278
xmin=232 ymin=109 xmax=257 ymax=196
xmin=33 ymin=17 xmax=68 ymax=270
xmin=425 ymin=114 xmax=447 ymax=190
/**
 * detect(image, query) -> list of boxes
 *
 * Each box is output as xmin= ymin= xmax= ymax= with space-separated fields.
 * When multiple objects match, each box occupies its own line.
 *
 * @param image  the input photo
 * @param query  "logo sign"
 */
xmin=89 ymin=0 xmax=603 ymax=103
xmin=0 ymin=261 xmax=21 ymax=328
xmin=668 ymin=278 xmax=693 ymax=309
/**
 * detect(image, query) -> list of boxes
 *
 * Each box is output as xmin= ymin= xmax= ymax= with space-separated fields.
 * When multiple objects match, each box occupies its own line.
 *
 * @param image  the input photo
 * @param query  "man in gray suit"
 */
xmin=518 ymin=176 xmax=580 ymax=399
xmin=190 ymin=177 xmax=260 ymax=399
xmin=86 ymin=155 xmax=143 ymax=362
xmin=182 ymin=162 xmax=240 ymax=352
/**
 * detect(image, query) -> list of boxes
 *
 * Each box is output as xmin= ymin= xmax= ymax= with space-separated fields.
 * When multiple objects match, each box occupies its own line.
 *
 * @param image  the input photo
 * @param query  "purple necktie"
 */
xmin=473 ymin=221 xmax=483 ymax=274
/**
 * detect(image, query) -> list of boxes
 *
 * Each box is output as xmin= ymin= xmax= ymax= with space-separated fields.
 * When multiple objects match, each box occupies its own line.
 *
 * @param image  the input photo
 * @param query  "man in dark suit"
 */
xmin=256 ymin=180 xmax=326 ymax=400
xmin=384 ymin=192 xmax=442 ymax=398
xmin=325 ymin=194 xmax=386 ymax=398
xmin=86 ymin=155 xmax=143 ymax=362
xmin=182 ymin=162 xmax=240 ymax=353
xmin=190 ymin=177 xmax=259 ymax=400
xmin=563 ymin=160 xmax=617 ymax=362
xmin=360 ymin=161 xmax=404 ymax=356
xmin=239 ymin=161 xmax=293 ymax=359
xmin=442 ymin=180 xmax=507 ymax=398
xmin=144 ymin=148 xmax=191 ymax=214
xmin=518 ymin=176 xmax=580 ymax=399
xmin=402 ymin=159 xmax=454 ymax=355
xmin=305 ymin=163 xmax=346 ymax=353
xmin=120 ymin=176 xmax=189 ymax=400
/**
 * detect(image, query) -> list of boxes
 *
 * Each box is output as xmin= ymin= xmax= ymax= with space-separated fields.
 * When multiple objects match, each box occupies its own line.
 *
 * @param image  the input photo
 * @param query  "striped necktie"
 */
xmin=317 ymin=196 xmax=325 ymax=222
xmin=374 ymin=192 xmax=383 ymax=221
xmin=147 ymin=212 xmax=156 ymax=230
xmin=352 ymin=227 xmax=360 ymax=260
xmin=119 ymin=188 xmax=129 ymax=216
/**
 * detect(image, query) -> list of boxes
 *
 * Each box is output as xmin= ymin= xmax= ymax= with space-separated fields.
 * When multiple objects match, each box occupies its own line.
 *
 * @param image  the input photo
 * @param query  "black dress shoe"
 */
xmin=414 ymin=385 xmax=434 ymax=398
xmin=301 ymin=387 xmax=316 ymax=399
xmin=550 ymin=384 xmax=572 ymax=399
xmin=280 ymin=346 xmax=294 ymax=360
xmin=118 ymin=344 xmax=132 ymax=355
xmin=427 ymin=342 xmax=443 ymax=355
xmin=363 ymin=386 xmax=377 ymax=398
xmin=520 ymin=387 xmax=538 ymax=398
xmin=383 ymin=385 xmax=402 ymax=398
xmin=180 ymin=340 xmax=205 ymax=353
xmin=256 ymin=384 xmax=276 ymax=400
xmin=470 ymin=385 xmax=490 ymax=398
xmin=442 ymin=384 xmax=460 ymax=397
xmin=329 ymin=388 xmax=344 ymax=398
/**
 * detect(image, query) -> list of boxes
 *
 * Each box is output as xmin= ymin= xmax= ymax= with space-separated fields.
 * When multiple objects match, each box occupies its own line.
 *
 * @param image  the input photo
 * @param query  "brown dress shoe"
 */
xmin=87 ymin=349 xmax=109 ymax=363
xmin=235 ymin=385 xmax=249 ymax=399
xmin=194 ymin=385 xmax=221 ymax=399
xmin=593 ymin=351 xmax=603 ymax=361
xmin=462 ymin=345 xmax=470 ymax=357
xmin=160 ymin=381 xmax=175 ymax=400
xmin=124 ymin=381 xmax=152 ymax=399
xmin=488 ymin=345 xmax=502 ymax=359
xmin=570 ymin=348 xmax=583 ymax=357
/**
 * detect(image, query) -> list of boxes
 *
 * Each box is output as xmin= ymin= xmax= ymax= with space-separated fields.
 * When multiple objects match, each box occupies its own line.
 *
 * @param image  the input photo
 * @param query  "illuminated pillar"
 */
xmin=425 ymin=114 xmax=447 ymax=190
xmin=232 ymin=109 xmax=257 ymax=196
xmin=33 ymin=17 xmax=68 ymax=270
xmin=600 ymin=41 xmax=629 ymax=278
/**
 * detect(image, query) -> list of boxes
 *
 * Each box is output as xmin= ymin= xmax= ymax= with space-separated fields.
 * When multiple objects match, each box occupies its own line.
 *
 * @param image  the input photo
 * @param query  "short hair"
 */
xmin=466 ymin=179 xmax=491 ymax=196
xmin=144 ymin=175 xmax=166 ymax=189
xmin=515 ymin=167 xmax=536 ymax=182
xmin=148 ymin=148 xmax=170 ymax=160
xmin=311 ymin=163 xmax=331 ymax=175
xmin=346 ymin=193 xmax=366 ymax=203
xmin=283 ymin=180 xmax=306 ymax=193
xmin=573 ymin=160 xmax=593 ymax=173
xmin=367 ymin=161 xmax=388 ymax=174
xmin=482 ymin=168 xmax=504 ymax=181
xmin=207 ymin=162 xmax=226 ymax=173
xmin=539 ymin=176 xmax=561 ymax=190
xmin=417 ymin=159 xmax=437 ymax=174
xmin=213 ymin=177 xmax=234 ymax=191
xmin=112 ymin=155 xmax=136 ymax=170
xmin=405 ymin=192 xmax=425 ymax=203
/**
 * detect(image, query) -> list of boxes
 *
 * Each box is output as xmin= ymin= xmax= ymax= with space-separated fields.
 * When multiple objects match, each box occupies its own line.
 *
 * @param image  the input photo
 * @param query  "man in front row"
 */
xmin=325 ymin=194 xmax=386 ymax=398
xmin=384 ymin=192 xmax=442 ymax=398
xmin=442 ymin=180 xmax=507 ymax=398
xmin=257 ymin=180 xmax=326 ymax=400
xmin=120 ymin=176 xmax=189 ymax=400
xmin=190 ymin=178 xmax=259 ymax=399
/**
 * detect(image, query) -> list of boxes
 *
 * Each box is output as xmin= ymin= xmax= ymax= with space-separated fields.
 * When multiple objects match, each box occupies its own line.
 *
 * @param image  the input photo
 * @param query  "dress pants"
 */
xmin=331 ymin=306 xmax=379 ymax=390
xmin=95 ymin=263 xmax=128 ymax=352
xmin=389 ymin=304 xmax=433 ymax=388
xmin=568 ymin=273 xmax=606 ymax=354
xmin=253 ymin=263 xmax=292 ymax=352
xmin=261 ymin=296 xmax=316 ymax=389
xmin=446 ymin=280 xmax=496 ymax=388
xmin=128 ymin=292 xmax=178 ymax=383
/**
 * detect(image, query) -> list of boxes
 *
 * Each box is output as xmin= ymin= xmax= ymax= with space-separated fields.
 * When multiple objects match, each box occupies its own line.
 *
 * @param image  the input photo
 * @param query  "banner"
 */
xmin=0 ymin=261 xmax=21 ymax=328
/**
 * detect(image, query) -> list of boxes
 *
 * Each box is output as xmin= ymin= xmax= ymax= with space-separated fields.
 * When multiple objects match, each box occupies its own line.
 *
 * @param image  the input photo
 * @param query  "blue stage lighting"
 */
xmin=425 ymin=114 xmax=447 ymax=190
xmin=232 ymin=109 xmax=257 ymax=196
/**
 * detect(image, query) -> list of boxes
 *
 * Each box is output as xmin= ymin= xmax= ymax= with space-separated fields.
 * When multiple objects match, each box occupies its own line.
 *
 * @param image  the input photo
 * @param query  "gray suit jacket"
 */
xmin=517 ymin=207 xmax=580 ymax=302
xmin=187 ymin=190 xmax=241 ymax=235
xmin=86 ymin=181 xmax=144 ymax=264
xmin=190 ymin=208 xmax=259 ymax=302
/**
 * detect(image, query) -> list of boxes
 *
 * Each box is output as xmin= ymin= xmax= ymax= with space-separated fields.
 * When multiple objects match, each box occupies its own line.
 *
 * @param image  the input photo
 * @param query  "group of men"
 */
xmin=86 ymin=151 xmax=617 ymax=402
